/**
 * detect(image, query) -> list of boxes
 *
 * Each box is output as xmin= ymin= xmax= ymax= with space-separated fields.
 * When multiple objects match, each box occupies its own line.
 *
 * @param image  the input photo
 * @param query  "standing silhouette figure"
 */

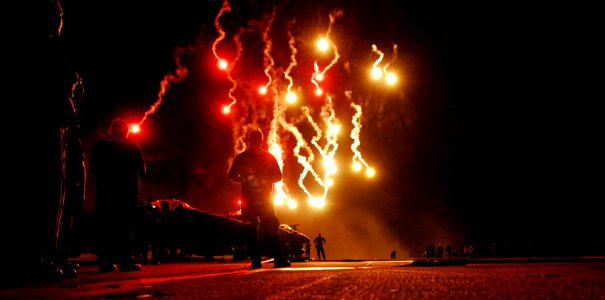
xmin=90 ymin=119 xmax=146 ymax=272
xmin=314 ymin=233 xmax=327 ymax=261
xmin=228 ymin=129 xmax=290 ymax=269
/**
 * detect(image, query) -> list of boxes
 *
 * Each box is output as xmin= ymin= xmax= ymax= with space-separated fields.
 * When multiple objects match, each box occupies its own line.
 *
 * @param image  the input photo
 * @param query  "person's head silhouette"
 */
xmin=247 ymin=130 xmax=263 ymax=149
xmin=111 ymin=119 xmax=129 ymax=137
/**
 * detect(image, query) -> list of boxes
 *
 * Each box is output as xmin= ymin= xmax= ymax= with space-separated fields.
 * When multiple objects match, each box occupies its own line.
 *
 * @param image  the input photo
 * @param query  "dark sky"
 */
xmin=38 ymin=0 xmax=603 ymax=258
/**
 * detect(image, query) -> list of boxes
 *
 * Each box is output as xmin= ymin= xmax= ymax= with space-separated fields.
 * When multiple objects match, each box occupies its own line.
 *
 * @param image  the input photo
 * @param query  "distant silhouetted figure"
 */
xmin=314 ymin=233 xmax=327 ymax=261
xmin=391 ymin=250 xmax=397 ymax=259
xmin=468 ymin=244 xmax=474 ymax=257
xmin=446 ymin=244 xmax=452 ymax=258
xmin=426 ymin=244 xmax=435 ymax=258
xmin=437 ymin=244 xmax=444 ymax=258
xmin=228 ymin=129 xmax=290 ymax=269
xmin=135 ymin=198 xmax=161 ymax=265
xmin=90 ymin=119 xmax=146 ymax=272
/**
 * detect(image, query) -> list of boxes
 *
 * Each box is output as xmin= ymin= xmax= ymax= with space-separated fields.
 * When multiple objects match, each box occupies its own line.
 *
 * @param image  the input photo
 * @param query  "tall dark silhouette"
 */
xmin=3 ymin=0 xmax=82 ymax=286
xmin=228 ymin=129 xmax=290 ymax=269
xmin=90 ymin=119 xmax=146 ymax=272
xmin=314 ymin=233 xmax=327 ymax=261
xmin=56 ymin=126 xmax=86 ymax=277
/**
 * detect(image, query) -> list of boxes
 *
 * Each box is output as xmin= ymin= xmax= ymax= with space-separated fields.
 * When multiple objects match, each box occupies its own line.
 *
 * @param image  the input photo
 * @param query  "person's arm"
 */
xmin=267 ymin=155 xmax=282 ymax=183
xmin=228 ymin=156 xmax=241 ymax=182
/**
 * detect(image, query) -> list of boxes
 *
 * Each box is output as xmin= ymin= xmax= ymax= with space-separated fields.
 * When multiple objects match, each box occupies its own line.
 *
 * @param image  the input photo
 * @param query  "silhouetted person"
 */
xmin=90 ymin=119 xmax=146 ymax=272
xmin=468 ymin=244 xmax=474 ymax=257
xmin=391 ymin=250 xmax=397 ymax=259
xmin=446 ymin=243 xmax=453 ymax=258
xmin=228 ymin=129 xmax=290 ymax=269
xmin=314 ymin=233 xmax=327 ymax=260
xmin=158 ymin=201 xmax=179 ymax=261
xmin=426 ymin=244 xmax=435 ymax=258
xmin=141 ymin=199 xmax=161 ymax=265
xmin=56 ymin=127 xmax=86 ymax=277
xmin=132 ymin=198 xmax=160 ymax=265
xmin=437 ymin=244 xmax=444 ymax=258
xmin=3 ymin=0 xmax=81 ymax=285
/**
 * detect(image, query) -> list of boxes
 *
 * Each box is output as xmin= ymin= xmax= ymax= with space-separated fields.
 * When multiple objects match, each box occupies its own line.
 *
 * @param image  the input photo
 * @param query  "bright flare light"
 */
xmin=285 ymin=91 xmax=297 ymax=103
xmin=365 ymin=167 xmax=376 ymax=178
xmin=222 ymin=105 xmax=231 ymax=114
xmin=273 ymin=190 xmax=285 ymax=206
xmin=258 ymin=86 xmax=268 ymax=95
xmin=129 ymin=124 xmax=141 ymax=134
xmin=327 ymin=123 xmax=340 ymax=136
xmin=309 ymin=196 xmax=326 ymax=208
xmin=317 ymin=37 xmax=329 ymax=52
xmin=352 ymin=161 xmax=362 ymax=172
xmin=371 ymin=44 xmax=385 ymax=80
xmin=371 ymin=67 xmax=383 ymax=80
xmin=217 ymin=59 xmax=228 ymax=70
xmin=385 ymin=72 xmax=397 ymax=85
xmin=323 ymin=158 xmax=337 ymax=175
xmin=287 ymin=199 xmax=298 ymax=209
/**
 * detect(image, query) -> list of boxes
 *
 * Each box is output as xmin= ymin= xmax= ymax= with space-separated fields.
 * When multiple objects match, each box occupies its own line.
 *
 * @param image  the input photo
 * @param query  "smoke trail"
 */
xmin=137 ymin=47 xmax=189 ymax=126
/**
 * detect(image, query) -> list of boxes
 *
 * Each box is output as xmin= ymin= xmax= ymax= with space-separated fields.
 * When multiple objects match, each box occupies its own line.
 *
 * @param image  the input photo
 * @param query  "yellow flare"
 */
xmin=317 ymin=37 xmax=330 ymax=52
xmin=348 ymin=96 xmax=373 ymax=178
xmin=287 ymin=199 xmax=298 ymax=209
xmin=286 ymin=91 xmax=297 ymax=103
xmin=385 ymin=72 xmax=397 ymax=85
xmin=328 ymin=123 xmax=340 ymax=136
xmin=323 ymin=158 xmax=337 ymax=175
xmin=371 ymin=44 xmax=385 ymax=80
xmin=258 ymin=86 xmax=268 ymax=95
xmin=371 ymin=67 xmax=383 ymax=79
xmin=273 ymin=192 xmax=285 ymax=206
xmin=309 ymin=196 xmax=325 ymax=208
xmin=284 ymin=24 xmax=298 ymax=100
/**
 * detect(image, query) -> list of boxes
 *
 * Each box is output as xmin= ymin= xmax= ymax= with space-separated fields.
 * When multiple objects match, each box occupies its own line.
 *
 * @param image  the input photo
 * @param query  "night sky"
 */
xmin=25 ymin=0 xmax=602 ymax=258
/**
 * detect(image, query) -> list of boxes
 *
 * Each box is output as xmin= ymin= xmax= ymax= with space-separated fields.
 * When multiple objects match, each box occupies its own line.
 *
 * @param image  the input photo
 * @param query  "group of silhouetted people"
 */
xmin=5 ymin=0 xmax=149 ymax=278
xmin=5 ymin=1 xmax=300 ymax=286
xmin=425 ymin=243 xmax=454 ymax=259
